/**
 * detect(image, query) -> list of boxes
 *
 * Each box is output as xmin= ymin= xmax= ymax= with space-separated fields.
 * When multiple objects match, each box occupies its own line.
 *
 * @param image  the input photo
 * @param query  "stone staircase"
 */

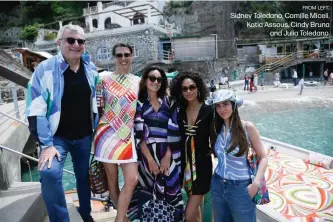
xmin=0 ymin=181 xmax=115 ymax=222
xmin=256 ymin=49 xmax=331 ymax=76
xmin=0 ymin=182 xmax=47 ymax=222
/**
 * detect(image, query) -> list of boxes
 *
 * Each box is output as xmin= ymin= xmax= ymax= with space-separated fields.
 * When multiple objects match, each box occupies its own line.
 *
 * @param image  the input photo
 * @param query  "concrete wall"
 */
xmin=85 ymin=27 xmax=165 ymax=69
xmin=173 ymin=36 xmax=216 ymax=61
xmin=0 ymin=102 xmax=30 ymax=189
xmin=258 ymin=45 xmax=278 ymax=56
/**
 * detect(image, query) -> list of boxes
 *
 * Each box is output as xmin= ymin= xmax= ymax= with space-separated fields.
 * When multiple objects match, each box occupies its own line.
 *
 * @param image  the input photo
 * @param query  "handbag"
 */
xmin=139 ymin=176 xmax=181 ymax=222
xmin=245 ymin=124 xmax=270 ymax=205
xmin=89 ymin=156 xmax=108 ymax=194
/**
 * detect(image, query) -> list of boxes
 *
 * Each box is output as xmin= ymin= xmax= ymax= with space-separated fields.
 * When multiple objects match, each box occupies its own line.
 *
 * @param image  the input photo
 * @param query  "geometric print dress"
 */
xmin=94 ymin=72 xmax=140 ymax=163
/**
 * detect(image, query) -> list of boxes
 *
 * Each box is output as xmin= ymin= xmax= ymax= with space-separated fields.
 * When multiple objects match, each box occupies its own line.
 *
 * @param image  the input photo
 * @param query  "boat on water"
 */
xmin=59 ymin=136 xmax=332 ymax=222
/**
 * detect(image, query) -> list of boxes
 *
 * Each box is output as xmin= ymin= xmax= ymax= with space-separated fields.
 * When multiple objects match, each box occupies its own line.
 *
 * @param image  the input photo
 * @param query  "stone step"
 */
xmin=43 ymin=205 xmax=84 ymax=222
xmin=43 ymin=191 xmax=116 ymax=222
xmin=0 ymin=182 xmax=47 ymax=222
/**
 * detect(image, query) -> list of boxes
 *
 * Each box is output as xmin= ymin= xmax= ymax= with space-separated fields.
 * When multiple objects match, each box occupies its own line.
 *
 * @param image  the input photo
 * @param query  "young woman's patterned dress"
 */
xmin=94 ymin=72 xmax=140 ymax=163
xmin=128 ymin=97 xmax=184 ymax=221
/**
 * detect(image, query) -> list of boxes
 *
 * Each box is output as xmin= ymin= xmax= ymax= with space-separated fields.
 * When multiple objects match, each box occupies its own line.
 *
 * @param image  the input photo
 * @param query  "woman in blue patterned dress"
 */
xmin=128 ymin=66 xmax=184 ymax=221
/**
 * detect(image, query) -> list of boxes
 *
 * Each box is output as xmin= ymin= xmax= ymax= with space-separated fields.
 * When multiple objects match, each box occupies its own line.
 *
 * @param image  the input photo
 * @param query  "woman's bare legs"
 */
xmin=103 ymin=163 xmax=120 ymax=208
xmin=115 ymin=162 xmax=138 ymax=222
xmin=185 ymin=194 xmax=204 ymax=222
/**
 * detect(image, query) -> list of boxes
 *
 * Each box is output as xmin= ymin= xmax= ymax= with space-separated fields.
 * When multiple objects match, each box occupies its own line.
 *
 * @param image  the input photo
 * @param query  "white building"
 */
xmin=34 ymin=1 xmax=217 ymax=73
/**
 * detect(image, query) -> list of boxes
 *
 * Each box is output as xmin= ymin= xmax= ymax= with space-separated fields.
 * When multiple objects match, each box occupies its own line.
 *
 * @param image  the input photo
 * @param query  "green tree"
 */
xmin=19 ymin=23 xmax=41 ymax=41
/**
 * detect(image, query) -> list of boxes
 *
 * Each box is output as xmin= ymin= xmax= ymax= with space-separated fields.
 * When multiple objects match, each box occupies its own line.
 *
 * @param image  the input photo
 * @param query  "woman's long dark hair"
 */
xmin=210 ymin=102 xmax=249 ymax=157
xmin=138 ymin=66 xmax=168 ymax=102
xmin=169 ymin=70 xmax=208 ymax=107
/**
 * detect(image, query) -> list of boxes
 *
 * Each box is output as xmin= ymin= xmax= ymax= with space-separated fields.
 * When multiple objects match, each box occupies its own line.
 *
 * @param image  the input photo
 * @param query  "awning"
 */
xmin=105 ymin=3 xmax=163 ymax=19
xmin=166 ymin=71 xmax=178 ymax=79
xmin=323 ymin=39 xmax=333 ymax=44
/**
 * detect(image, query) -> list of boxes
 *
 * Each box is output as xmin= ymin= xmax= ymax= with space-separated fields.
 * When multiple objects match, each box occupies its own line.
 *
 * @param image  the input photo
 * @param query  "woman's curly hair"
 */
xmin=169 ymin=70 xmax=208 ymax=107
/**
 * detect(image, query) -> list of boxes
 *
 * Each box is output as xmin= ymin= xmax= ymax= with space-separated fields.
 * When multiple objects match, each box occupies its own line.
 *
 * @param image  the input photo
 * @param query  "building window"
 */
xmin=286 ymin=45 xmax=291 ymax=53
xmin=277 ymin=46 xmax=283 ymax=54
xmin=133 ymin=12 xmax=145 ymax=25
xmin=92 ymin=19 xmax=98 ymax=28
xmin=129 ymin=44 xmax=139 ymax=57
xmin=105 ymin=17 xmax=111 ymax=29
xmin=97 ymin=46 xmax=110 ymax=60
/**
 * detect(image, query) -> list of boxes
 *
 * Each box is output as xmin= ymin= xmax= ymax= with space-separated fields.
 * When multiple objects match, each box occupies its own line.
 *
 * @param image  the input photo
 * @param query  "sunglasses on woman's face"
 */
xmin=115 ymin=53 xmax=131 ymax=58
xmin=181 ymin=84 xmax=197 ymax=92
xmin=148 ymin=75 xmax=164 ymax=83
xmin=62 ymin=37 xmax=85 ymax=45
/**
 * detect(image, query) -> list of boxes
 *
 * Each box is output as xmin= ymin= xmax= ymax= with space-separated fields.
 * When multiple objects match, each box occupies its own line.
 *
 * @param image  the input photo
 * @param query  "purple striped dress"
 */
xmin=128 ymin=97 xmax=184 ymax=221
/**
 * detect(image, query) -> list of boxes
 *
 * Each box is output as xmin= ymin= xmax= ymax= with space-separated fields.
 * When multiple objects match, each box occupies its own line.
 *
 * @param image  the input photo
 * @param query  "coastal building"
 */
xmin=236 ymin=37 xmax=333 ymax=80
xmin=34 ymin=1 xmax=218 ymax=74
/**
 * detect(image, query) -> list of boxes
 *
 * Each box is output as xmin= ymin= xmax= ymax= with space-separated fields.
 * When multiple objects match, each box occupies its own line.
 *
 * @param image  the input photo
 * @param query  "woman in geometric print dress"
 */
xmin=94 ymin=43 xmax=140 ymax=222
xmin=128 ymin=66 xmax=184 ymax=221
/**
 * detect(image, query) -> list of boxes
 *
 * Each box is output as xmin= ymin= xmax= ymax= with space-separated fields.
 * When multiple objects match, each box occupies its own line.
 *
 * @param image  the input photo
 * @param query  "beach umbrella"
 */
xmin=166 ymin=71 xmax=178 ymax=79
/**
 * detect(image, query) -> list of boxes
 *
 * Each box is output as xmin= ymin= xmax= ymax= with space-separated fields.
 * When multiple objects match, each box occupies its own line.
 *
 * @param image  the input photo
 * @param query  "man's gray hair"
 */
xmin=57 ymin=24 xmax=85 ymax=40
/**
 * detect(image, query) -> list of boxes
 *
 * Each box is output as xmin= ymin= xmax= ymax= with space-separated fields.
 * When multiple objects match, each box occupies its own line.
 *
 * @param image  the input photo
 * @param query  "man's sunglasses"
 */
xmin=148 ymin=75 xmax=164 ymax=83
xmin=181 ymin=84 xmax=197 ymax=92
xmin=61 ymin=37 xmax=86 ymax=45
xmin=115 ymin=53 xmax=131 ymax=58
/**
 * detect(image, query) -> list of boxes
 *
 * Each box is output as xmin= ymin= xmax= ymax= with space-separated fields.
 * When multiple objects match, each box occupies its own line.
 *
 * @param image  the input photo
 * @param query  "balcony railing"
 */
xmin=83 ymin=6 xmax=98 ymax=15
xmin=102 ymin=1 xmax=135 ymax=9
xmin=255 ymin=49 xmax=331 ymax=75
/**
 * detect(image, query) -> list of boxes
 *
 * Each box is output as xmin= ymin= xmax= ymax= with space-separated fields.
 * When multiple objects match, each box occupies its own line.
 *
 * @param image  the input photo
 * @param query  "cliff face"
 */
xmin=164 ymin=1 xmax=238 ymax=58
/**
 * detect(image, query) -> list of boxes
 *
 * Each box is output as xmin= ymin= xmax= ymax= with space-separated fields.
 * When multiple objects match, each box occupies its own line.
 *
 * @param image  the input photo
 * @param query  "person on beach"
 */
xmin=94 ymin=43 xmax=140 ymax=222
xmin=170 ymin=71 xmax=213 ymax=222
xmin=210 ymin=79 xmax=216 ymax=97
xmin=208 ymin=90 xmax=268 ymax=222
xmin=250 ymin=74 xmax=254 ymax=92
xmin=292 ymin=69 xmax=298 ymax=86
xmin=253 ymin=73 xmax=258 ymax=92
xmin=244 ymin=74 xmax=249 ymax=91
xmin=324 ymin=69 xmax=328 ymax=86
xmin=298 ymin=76 xmax=305 ymax=95
xmin=26 ymin=24 xmax=97 ymax=222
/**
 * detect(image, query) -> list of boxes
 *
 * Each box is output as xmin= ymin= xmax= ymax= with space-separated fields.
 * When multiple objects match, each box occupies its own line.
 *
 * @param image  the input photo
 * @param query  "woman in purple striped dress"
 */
xmin=128 ymin=66 xmax=184 ymax=221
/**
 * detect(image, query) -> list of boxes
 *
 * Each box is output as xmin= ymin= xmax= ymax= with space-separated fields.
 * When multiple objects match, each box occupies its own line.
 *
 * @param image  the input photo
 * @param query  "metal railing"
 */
xmin=0 ymin=144 xmax=75 ymax=175
xmin=0 ymin=110 xmax=75 ymax=175
xmin=255 ymin=49 xmax=331 ymax=75
xmin=1 ymin=140 xmax=108 ymax=203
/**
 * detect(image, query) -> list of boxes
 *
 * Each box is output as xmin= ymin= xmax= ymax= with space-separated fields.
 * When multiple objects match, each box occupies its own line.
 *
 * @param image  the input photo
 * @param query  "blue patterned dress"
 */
xmin=128 ymin=97 xmax=184 ymax=221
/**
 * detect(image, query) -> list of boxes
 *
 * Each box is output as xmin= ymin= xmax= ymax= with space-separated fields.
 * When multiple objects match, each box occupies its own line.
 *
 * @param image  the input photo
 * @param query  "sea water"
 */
xmin=240 ymin=98 xmax=333 ymax=157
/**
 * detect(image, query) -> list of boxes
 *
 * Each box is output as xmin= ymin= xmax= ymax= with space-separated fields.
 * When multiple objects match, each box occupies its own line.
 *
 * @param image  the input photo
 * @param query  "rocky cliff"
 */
xmin=164 ymin=1 xmax=238 ymax=58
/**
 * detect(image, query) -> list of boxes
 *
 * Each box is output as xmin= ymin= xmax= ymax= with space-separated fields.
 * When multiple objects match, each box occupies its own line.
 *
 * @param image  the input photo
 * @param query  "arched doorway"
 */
xmin=105 ymin=17 xmax=111 ymax=29
xmin=133 ymin=12 xmax=145 ymax=25
xmin=92 ymin=19 xmax=98 ymax=28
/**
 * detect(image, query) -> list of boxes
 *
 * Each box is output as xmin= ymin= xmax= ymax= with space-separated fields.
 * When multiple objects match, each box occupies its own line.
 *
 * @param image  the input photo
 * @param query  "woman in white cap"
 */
xmin=207 ymin=90 xmax=268 ymax=222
